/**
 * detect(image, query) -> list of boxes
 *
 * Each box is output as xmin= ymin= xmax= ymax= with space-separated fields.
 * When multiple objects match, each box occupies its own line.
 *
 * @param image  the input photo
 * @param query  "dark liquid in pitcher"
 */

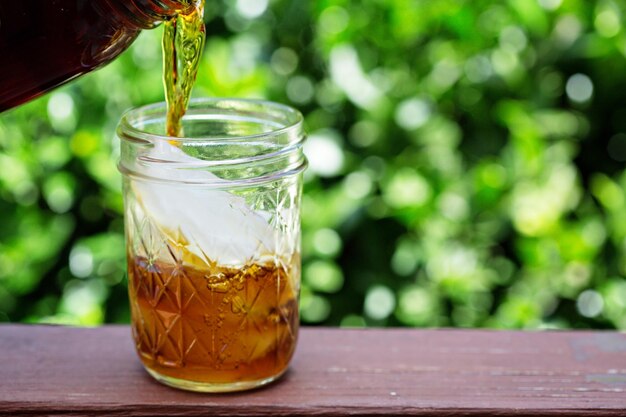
xmin=0 ymin=1 xmax=140 ymax=111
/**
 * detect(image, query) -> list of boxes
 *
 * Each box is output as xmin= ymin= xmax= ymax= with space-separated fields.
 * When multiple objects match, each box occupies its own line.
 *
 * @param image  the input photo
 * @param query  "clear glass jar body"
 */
xmin=117 ymin=98 xmax=306 ymax=392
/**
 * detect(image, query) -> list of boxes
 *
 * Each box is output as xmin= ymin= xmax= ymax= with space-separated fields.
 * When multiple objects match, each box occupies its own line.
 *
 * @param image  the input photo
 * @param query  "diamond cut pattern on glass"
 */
xmin=126 ymin=183 xmax=300 ymax=383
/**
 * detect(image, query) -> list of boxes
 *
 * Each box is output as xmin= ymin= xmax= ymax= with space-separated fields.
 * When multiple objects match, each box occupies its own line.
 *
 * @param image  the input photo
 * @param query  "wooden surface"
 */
xmin=0 ymin=325 xmax=625 ymax=416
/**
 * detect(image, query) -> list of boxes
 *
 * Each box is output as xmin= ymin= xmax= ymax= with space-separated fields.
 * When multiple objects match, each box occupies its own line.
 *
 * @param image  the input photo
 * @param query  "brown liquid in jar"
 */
xmin=128 ymin=255 xmax=299 ymax=383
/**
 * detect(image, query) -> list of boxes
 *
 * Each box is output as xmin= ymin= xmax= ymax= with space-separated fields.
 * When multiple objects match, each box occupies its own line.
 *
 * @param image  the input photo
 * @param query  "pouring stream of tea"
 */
xmin=162 ymin=1 xmax=206 ymax=137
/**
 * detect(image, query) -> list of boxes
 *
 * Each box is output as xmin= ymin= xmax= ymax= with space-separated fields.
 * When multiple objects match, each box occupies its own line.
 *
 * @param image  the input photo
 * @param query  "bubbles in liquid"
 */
xmin=231 ymin=295 xmax=246 ymax=314
xmin=206 ymin=272 xmax=230 ymax=293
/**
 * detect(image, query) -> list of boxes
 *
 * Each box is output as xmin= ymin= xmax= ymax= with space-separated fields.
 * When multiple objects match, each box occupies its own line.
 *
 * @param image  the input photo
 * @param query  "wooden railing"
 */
xmin=1 ymin=325 xmax=625 ymax=416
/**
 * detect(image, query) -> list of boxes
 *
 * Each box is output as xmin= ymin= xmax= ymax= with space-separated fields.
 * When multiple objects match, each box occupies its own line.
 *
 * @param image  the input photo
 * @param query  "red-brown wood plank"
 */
xmin=0 ymin=325 xmax=625 ymax=416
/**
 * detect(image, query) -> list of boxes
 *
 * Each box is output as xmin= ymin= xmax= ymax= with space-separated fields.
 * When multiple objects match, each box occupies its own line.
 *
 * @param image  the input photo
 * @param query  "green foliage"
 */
xmin=1 ymin=0 xmax=626 ymax=329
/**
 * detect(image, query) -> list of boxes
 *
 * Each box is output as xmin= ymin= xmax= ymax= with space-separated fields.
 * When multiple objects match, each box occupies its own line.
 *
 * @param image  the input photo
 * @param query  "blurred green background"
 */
xmin=1 ymin=0 xmax=626 ymax=329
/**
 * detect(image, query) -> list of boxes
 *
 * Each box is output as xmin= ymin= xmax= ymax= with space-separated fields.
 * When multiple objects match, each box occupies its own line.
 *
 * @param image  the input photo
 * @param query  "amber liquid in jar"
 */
xmin=128 ymin=255 xmax=299 ymax=385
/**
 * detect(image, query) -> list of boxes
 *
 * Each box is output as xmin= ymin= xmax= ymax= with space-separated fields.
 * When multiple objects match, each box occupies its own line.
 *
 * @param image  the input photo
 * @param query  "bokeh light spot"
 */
xmin=330 ymin=44 xmax=383 ymax=110
xmin=312 ymin=228 xmax=342 ymax=257
xmin=304 ymin=260 xmax=344 ymax=293
xmin=349 ymin=120 xmax=380 ymax=148
xmin=577 ymin=290 xmax=604 ymax=318
xmin=395 ymin=98 xmax=431 ymax=130
xmin=270 ymin=47 xmax=298 ymax=75
xmin=47 ymin=92 xmax=77 ymax=132
xmin=554 ymin=15 xmax=582 ymax=47
xmin=465 ymin=55 xmax=493 ymax=83
xmin=69 ymin=246 xmax=94 ymax=278
xmin=499 ymin=26 xmax=528 ymax=53
xmin=396 ymin=286 xmax=437 ymax=326
xmin=438 ymin=192 xmax=469 ymax=221
xmin=343 ymin=171 xmax=373 ymax=199
xmin=364 ymin=285 xmax=396 ymax=320
xmin=340 ymin=314 xmax=366 ymax=327
xmin=286 ymin=75 xmax=315 ymax=105
xmin=566 ymin=73 xmax=594 ymax=103
xmin=319 ymin=6 xmax=349 ymax=35
xmin=235 ymin=0 xmax=268 ymax=19
xmin=301 ymin=292 xmax=331 ymax=323
xmin=43 ymin=173 xmax=75 ymax=214
xmin=391 ymin=241 xmax=418 ymax=276
xmin=538 ymin=0 xmax=562 ymax=11
xmin=595 ymin=9 xmax=621 ymax=38
xmin=384 ymin=168 xmax=432 ymax=209
xmin=304 ymin=131 xmax=344 ymax=177
xmin=47 ymin=92 xmax=74 ymax=121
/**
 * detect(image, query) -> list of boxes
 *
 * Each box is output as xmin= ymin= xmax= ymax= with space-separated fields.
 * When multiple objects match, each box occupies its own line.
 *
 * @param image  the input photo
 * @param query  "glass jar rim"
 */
xmin=117 ymin=98 xmax=307 ymax=188
xmin=118 ymin=97 xmax=304 ymax=145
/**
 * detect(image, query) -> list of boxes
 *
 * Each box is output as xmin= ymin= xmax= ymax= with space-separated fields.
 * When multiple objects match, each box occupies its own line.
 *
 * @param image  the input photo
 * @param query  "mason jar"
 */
xmin=117 ymin=98 xmax=306 ymax=392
